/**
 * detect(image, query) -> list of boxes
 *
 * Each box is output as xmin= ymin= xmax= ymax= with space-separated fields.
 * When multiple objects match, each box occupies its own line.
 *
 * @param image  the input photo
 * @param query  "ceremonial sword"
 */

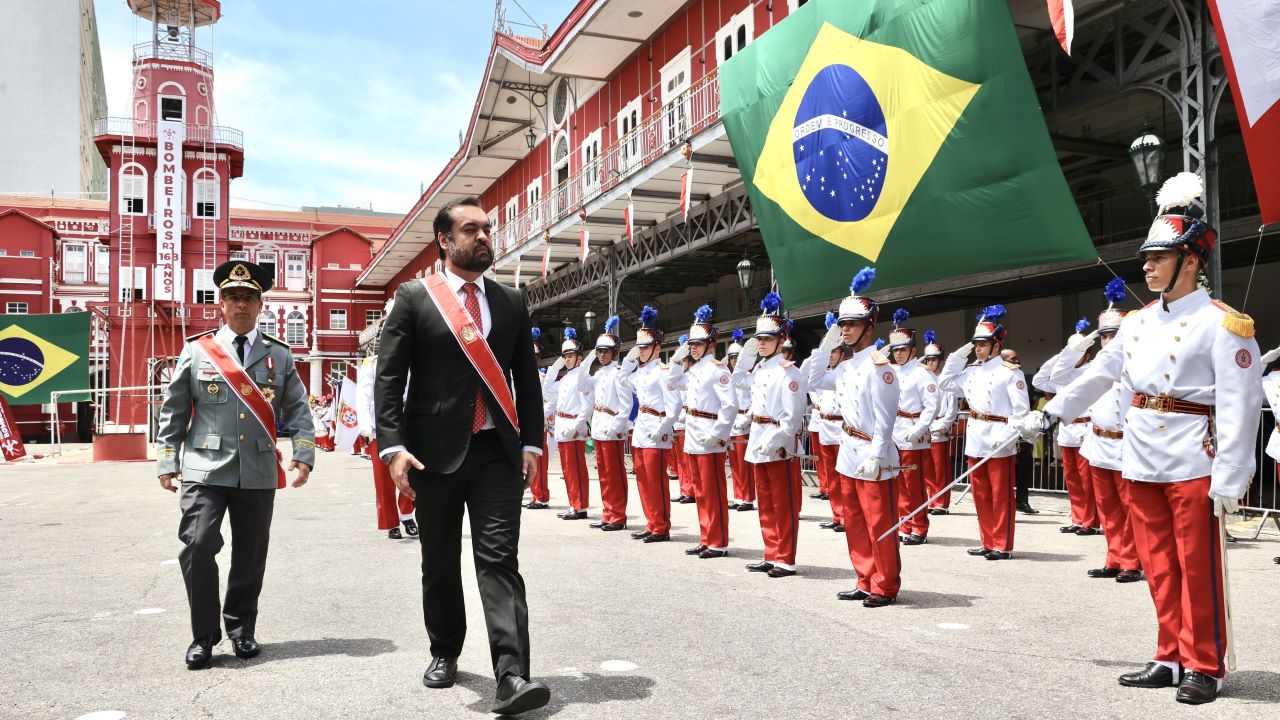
xmin=878 ymin=433 xmax=1020 ymax=542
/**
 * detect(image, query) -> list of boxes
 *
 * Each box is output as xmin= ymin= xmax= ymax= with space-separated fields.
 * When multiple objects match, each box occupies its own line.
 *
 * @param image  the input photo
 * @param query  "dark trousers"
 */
xmin=1015 ymin=440 xmax=1033 ymax=506
xmin=178 ymin=482 xmax=276 ymax=642
xmin=411 ymin=429 xmax=530 ymax=681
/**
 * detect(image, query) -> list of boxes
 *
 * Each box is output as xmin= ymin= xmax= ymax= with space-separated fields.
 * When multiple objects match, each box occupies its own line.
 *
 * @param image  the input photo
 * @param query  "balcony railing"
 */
xmin=133 ymin=40 xmax=213 ymax=67
xmin=93 ymin=117 xmax=244 ymax=151
xmin=494 ymin=67 xmax=722 ymax=262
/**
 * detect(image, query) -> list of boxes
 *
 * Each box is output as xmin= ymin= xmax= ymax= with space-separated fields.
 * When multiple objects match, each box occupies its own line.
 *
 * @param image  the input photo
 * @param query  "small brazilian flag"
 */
xmin=0 ymin=312 xmax=91 ymax=405
xmin=719 ymin=0 xmax=1095 ymax=307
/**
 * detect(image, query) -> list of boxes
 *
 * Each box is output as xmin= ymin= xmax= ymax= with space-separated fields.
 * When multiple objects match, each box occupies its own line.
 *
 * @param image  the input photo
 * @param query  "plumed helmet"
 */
xmin=972 ymin=305 xmax=1007 ymax=343
xmin=727 ymin=328 xmax=744 ymax=356
xmin=837 ymin=266 xmax=878 ymax=324
xmin=1067 ymin=317 xmax=1091 ymax=347
xmin=921 ymin=330 xmax=944 ymax=359
xmin=754 ymin=291 xmax=787 ymax=338
xmin=688 ymin=304 xmax=716 ymax=343
xmin=635 ymin=305 xmax=662 ymax=347
xmin=561 ymin=326 xmax=584 ymax=355
xmin=1098 ymin=277 xmax=1128 ymax=333
xmin=595 ymin=315 xmax=621 ymax=351
xmin=887 ymin=307 xmax=916 ymax=350
xmin=1137 ymin=172 xmax=1217 ymax=259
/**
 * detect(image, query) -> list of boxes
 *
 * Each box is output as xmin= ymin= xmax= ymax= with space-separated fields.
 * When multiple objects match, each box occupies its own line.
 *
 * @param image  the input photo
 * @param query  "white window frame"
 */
xmin=119 ymin=266 xmax=147 ymax=301
xmin=63 ymin=243 xmax=87 ymax=284
xmin=256 ymin=250 xmax=278 ymax=287
xmin=329 ymin=308 xmax=347 ymax=330
xmin=257 ymin=309 xmax=277 ymax=336
xmin=660 ymin=47 xmax=692 ymax=149
xmin=119 ymin=163 xmax=148 ymax=216
xmin=284 ymin=252 xmax=306 ymax=291
xmin=582 ymin=128 xmax=603 ymax=194
xmin=616 ymin=98 xmax=642 ymax=174
xmin=229 ymin=250 xmax=249 ymax=262
xmin=157 ymin=83 xmax=186 ymax=122
xmin=525 ymin=178 xmax=543 ymax=233
xmin=365 ymin=309 xmax=383 ymax=328
xmin=192 ymin=268 xmax=216 ymax=304
xmin=717 ymin=9 xmax=755 ymax=64
xmin=192 ymin=168 xmax=219 ymax=219
xmin=6 ymin=302 xmax=29 ymax=314
xmin=94 ymin=244 xmax=110 ymax=285
xmin=285 ymin=311 xmax=306 ymax=346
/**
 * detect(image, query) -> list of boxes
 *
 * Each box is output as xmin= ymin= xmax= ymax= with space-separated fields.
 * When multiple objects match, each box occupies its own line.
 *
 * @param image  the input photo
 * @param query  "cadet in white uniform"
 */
xmin=620 ymin=307 xmax=681 ymax=543
xmin=588 ymin=317 xmax=633 ymax=531
xmin=543 ymin=328 xmax=593 ymax=520
xmin=886 ymin=309 xmax=939 ymax=545
xmin=1033 ymin=319 xmax=1101 ymax=535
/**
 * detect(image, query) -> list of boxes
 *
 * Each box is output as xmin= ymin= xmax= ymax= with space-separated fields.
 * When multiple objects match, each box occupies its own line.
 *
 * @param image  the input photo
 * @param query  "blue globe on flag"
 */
xmin=0 ymin=337 xmax=45 ymax=386
xmin=793 ymin=64 xmax=888 ymax=222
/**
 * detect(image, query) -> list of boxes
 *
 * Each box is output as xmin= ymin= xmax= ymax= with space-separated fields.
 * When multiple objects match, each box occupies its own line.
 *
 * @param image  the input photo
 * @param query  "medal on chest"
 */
xmin=266 ymin=356 xmax=276 ymax=384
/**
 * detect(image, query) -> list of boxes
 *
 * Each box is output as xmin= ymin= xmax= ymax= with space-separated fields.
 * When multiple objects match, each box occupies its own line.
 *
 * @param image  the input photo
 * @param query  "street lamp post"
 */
xmin=583 ymin=310 xmax=596 ymax=335
xmin=736 ymin=256 xmax=755 ymax=311
xmin=1128 ymin=123 xmax=1165 ymax=217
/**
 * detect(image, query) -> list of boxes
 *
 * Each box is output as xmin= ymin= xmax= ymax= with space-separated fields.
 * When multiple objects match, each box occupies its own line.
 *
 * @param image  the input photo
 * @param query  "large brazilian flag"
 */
xmin=0 ymin=313 xmax=91 ymax=405
xmin=719 ymin=0 xmax=1095 ymax=307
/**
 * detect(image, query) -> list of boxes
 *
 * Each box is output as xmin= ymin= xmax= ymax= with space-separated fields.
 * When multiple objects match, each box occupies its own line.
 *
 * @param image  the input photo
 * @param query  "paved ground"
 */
xmin=2 ymin=445 xmax=1279 ymax=720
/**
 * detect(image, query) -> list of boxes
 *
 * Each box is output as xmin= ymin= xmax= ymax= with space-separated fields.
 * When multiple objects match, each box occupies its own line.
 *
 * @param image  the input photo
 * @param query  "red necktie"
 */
xmin=461 ymin=282 xmax=487 ymax=433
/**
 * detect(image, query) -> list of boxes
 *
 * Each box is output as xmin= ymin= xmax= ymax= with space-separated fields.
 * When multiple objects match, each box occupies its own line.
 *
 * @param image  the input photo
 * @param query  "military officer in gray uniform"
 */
xmin=156 ymin=260 xmax=315 ymax=669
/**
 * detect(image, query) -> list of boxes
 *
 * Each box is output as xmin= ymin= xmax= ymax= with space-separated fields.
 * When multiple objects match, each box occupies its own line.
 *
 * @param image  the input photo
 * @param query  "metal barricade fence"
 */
xmin=48 ymin=384 xmax=166 ymax=457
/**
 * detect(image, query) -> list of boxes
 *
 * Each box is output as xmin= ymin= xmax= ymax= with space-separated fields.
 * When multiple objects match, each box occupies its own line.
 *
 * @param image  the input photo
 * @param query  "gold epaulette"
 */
xmin=1212 ymin=301 xmax=1256 ymax=338
xmin=871 ymin=350 xmax=890 ymax=365
xmin=260 ymin=332 xmax=286 ymax=346
xmin=780 ymin=359 xmax=796 ymax=369
xmin=1003 ymin=361 xmax=1022 ymax=370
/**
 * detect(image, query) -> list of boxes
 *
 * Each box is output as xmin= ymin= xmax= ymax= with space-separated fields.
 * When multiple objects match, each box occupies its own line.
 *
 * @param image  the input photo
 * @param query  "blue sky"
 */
xmin=97 ymin=0 xmax=578 ymax=213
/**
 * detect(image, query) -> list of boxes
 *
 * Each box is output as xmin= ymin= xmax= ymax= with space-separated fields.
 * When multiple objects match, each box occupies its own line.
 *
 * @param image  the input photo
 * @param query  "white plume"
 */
xmin=1155 ymin=171 xmax=1204 ymax=214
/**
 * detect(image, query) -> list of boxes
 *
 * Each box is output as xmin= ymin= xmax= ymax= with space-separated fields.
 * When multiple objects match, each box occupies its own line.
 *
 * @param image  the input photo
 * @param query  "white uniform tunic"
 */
xmin=816 ymin=388 xmax=843 ymax=446
xmin=930 ymin=384 xmax=959 ymax=442
xmin=1264 ymin=368 xmax=1280 ymax=462
xmin=892 ymin=358 xmax=939 ymax=451
xmin=1050 ymin=345 xmax=1130 ymax=472
xmin=744 ymin=355 xmax=807 ymax=464
xmin=1045 ymin=289 xmax=1262 ymax=497
xmin=732 ymin=370 xmax=755 ymax=438
xmin=544 ymin=364 xmax=593 ymax=443
xmin=1033 ymin=350 xmax=1089 ymax=448
xmin=678 ymin=355 xmax=738 ymax=454
xmin=806 ymin=346 xmax=900 ymax=481
xmin=589 ymin=362 xmax=633 ymax=441
xmin=938 ymin=354 xmax=1029 ymax=459
xmin=622 ymin=358 xmax=680 ymax=450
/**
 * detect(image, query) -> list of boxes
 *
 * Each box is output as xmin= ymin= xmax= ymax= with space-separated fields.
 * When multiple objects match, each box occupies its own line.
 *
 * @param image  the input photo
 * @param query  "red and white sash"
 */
xmin=421 ymin=274 xmax=521 ymax=433
xmin=197 ymin=334 xmax=288 ymax=489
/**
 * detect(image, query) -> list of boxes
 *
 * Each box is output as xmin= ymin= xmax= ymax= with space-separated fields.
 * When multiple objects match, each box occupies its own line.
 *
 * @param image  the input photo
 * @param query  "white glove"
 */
xmin=818 ymin=325 xmax=842 ymax=354
xmin=1017 ymin=410 xmax=1052 ymax=440
xmin=647 ymin=431 xmax=663 ymax=444
xmin=739 ymin=337 xmax=760 ymax=366
xmin=576 ymin=422 xmax=589 ymax=438
xmin=671 ymin=343 xmax=690 ymax=364
xmin=1210 ymin=492 xmax=1240 ymax=518
xmin=624 ymin=346 xmax=641 ymax=364
xmin=549 ymin=356 xmax=566 ymax=375
xmin=1069 ymin=330 xmax=1100 ymax=353
xmin=954 ymin=342 xmax=974 ymax=358
xmin=854 ymin=457 xmax=881 ymax=479
xmin=1262 ymin=346 xmax=1280 ymax=365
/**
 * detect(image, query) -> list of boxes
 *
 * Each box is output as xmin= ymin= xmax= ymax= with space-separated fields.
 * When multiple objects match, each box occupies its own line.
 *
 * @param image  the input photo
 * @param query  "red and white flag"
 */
xmin=541 ymin=245 xmax=551 ymax=278
xmin=0 ymin=396 xmax=27 ymax=462
xmin=579 ymin=226 xmax=590 ymax=263
xmin=1047 ymin=0 xmax=1074 ymax=56
xmin=333 ymin=377 xmax=361 ymax=454
xmin=679 ymin=168 xmax=694 ymax=221
xmin=624 ymin=200 xmax=635 ymax=247
xmin=1208 ymin=0 xmax=1280 ymax=225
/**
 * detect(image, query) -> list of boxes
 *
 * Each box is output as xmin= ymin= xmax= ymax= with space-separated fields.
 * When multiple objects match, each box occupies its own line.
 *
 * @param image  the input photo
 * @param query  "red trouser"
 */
xmin=369 ymin=440 xmax=414 ymax=530
xmin=558 ymin=440 xmax=590 ymax=511
xmin=1090 ymin=465 xmax=1139 ymax=571
xmin=1126 ymin=477 xmax=1228 ymax=678
xmin=728 ymin=435 xmax=755 ymax=503
xmin=895 ymin=449 xmax=930 ymax=537
xmin=834 ymin=473 xmax=901 ymax=598
xmin=1061 ymin=445 xmax=1099 ymax=527
xmin=753 ymin=458 xmax=802 ymax=566
xmin=927 ymin=440 xmax=954 ymax=509
xmin=819 ymin=442 xmax=842 ymax=523
xmin=673 ymin=432 xmax=696 ymax=499
xmin=969 ymin=455 xmax=1016 ymax=552
xmin=595 ymin=438 xmax=628 ymax=525
xmin=810 ymin=432 xmax=828 ymax=495
xmin=632 ymin=447 xmax=672 ymax=536
xmin=689 ymin=452 xmax=729 ymax=549
xmin=527 ymin=435 xmax=550 ymax=503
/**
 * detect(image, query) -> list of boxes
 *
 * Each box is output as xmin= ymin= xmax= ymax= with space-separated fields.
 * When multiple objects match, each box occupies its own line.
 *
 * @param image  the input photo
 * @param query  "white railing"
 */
xmin=493 ymin=67 xmax=722 ymax=260
xmin=133 ymin=40 xmax=213 ymax=67
xmin=93 ymin=117 xmax=244 ymax=151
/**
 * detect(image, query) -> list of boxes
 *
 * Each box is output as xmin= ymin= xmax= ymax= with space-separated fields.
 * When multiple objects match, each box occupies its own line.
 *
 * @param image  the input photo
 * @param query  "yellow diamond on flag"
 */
xmin=752 ymin=22 xmax=980 ymax=262
xmin=0 ymin=323 xmax=81 ymax=398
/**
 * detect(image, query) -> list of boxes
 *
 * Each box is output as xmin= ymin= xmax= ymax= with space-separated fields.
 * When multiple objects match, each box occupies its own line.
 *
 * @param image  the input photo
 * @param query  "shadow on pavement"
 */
xmin=1009 ymin=551 xmax=1086 ymax=563
xmin=898 ymin=590 xmax=979 ymax=610
xmin=245 ymin=637 xmax=398 ymax=663
xmin=461 ymin=670 xmax=657 ymax=717
xmin=1221 ymin=670 xmax=1280 ymax=703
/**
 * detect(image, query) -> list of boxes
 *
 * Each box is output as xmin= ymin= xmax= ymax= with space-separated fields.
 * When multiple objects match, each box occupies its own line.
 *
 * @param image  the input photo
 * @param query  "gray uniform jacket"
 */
xmin=156 ymin=328 xmax=315 ymax=488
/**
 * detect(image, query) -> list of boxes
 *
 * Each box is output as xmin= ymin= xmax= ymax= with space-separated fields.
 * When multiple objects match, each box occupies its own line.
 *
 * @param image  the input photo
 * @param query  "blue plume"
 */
xmin=924 ymin=330 xmax=936 ymax=345
xmin=1075 ymin=317 xmax=1091 ymax=334
xmin=892 ymin=308 xmax=909 ymax=327
xmin=604 ymin=315 xmax=619 ymax=334
xmin=564 ymin=327 xmax=577 ymax=340
xmin=850 ymin=266 xmax=876 ymax=294
xmin=531 ymin=327 xmax=541 ymax=341
xmin=875 ymin=338 xmax=886 ymax=350
xmin=1104 ymin=277 xmax=1127 ymax=304
xmin=677 ymin=333 xmax=688 ymax=345
xmin=760 ymin=291 xmax=782 ymax=313
xmin=732 ymin=328 xmax=744 ymax=343
xmin=785 ymin=318 xmax=795 ymax=334
xmin=639 ymin=305 xmax=658 ymax=326
xmin=824 ymin=311 xmax=836 ymax=329
xmin=694 ymin=304 xmax=714 ymax=323
xmin=980 ymin=304 xmax=1007 ymax=322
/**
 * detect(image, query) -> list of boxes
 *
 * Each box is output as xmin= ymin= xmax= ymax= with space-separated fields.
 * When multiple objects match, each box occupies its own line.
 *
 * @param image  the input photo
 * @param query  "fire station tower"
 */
xmin=92 ymin=0 xmax=242 ymax=425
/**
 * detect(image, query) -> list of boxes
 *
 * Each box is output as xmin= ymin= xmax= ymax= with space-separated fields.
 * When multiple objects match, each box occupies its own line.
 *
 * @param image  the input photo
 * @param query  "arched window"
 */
xmin=285 ymin=311 xmax=306 ymax=346
xmin=193 ymin=168 xmax=220 ymax=219
xmin=119 ymin=163 xmax=147 ymax=215
xmin=63 ymin=305 xmax=85 ymax=312
xmin=257 ymin=310 xmax=277 ymax=337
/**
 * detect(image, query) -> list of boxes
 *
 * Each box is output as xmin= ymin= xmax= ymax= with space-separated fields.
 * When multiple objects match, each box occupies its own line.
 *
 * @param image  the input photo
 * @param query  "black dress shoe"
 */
xmin=1176 ymin=671 xmax=1219 ymax=704
xmin=810 ymin=491 xmax=827 ymax=499
xmin=685 ymin=544 xmax=707 ymax=555
xmin=402 ymin=519 xmax=419 ymax=537
xmin=836 ymin=588 xmax=870 ymax=601
xmin=492 ymin=675 xmax=551 ymax=715
xmin=746 ymin=561 xmax=774 ymax=573
xmin=642 ymin=534 xmax=670 ymax=543
xmin=863 ymin=593 xmax=896 ymax=608
xmin=672 ymin=494 xmax=689 ymax=503
xmin=1075 ymin=527 xmax=1101 ymax=536
xmin=677 ymin=495 xmax=697 ymax=504
xmin=698 ymin=548 xmax=728 ymax=559
xmin=967 ymin=547 xmax=992 ymax=557
xmin=185 ymin=636 xmax=215 ymax=670
xmin=1059 ymin=524 xmax=1081 ymax=534
xmin=1118 ymin=662 xmax=1178 ymax=688
xmin=932 ymin=508 xmax=950 ymax=516
xmin=832 ymin=523 xmax=845 ymax=533
xmin=818 ymin=520 xmax=837 ymax=529
xmin=1087 ymin=567 xmax=1121 ymax=578
xmin=767 ymin=567 xmax=796 ymax=578
xmin=728 ymin=500 xmax=740 ymax=510
xmin=589 ymin=520 xmax=606 ymax=528
xmin=422 ymin=656 xmax=459 ymax=689
xmin=985 ymin=551 xmax=1013 ymax=560
xmin=736 ymin=502 xmax=754 ymax=511
xmin=631 ymin=530 xmax=652 ymax=539
xmin=901 ymin=534 xmax=926 ymax=546
xmin=231 ymin=636 xmax=260 ymax=659
xmin=560 ymin=510 xmax=587 ymax=520
xmin=1116 ymin=569 xmax=1145 ymax=583
xmin=387 ymin=527 xmax=403 ymax=539
xmin=1016 ymin=502 xmax=1040 ymax=514
xmin=1225 ymin=532 xmax=1237 ymax=544
xmin=600 ymin=522 xmax=626 ymax=531
xmin=525 ymin=501 xmax=549 ymax=509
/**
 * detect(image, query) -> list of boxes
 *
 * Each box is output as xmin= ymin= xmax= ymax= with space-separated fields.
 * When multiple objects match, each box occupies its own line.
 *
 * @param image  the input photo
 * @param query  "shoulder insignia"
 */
xmin=1212 ymin=301 xmax=1256 ymax=338
xmin=658 ymin=362 xmax=669 ymax=370
xmin=1002 ymin=361 xmax=1022 ymax=370
xmin=871 ymin=350 xmax=890 ymax=366
xmin=261 ymin=332 xmax=286 ymax=345
xmin=185 ymin=329 xmax=215 ymax=342
xmin=712 ymin=359 xmax=725 ymax=366
xmin=780 ymin=359 xmax=796 ymax=369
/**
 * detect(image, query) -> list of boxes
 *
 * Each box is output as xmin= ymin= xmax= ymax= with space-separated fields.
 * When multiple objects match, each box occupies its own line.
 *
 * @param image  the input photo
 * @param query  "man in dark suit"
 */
xmin=375 ymin=196 xmax=549 ymax=715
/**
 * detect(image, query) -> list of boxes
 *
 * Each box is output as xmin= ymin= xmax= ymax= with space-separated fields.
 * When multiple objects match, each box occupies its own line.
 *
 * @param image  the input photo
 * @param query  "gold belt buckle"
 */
xmin=1145 ymin=393 xmax=1171 ymax=413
